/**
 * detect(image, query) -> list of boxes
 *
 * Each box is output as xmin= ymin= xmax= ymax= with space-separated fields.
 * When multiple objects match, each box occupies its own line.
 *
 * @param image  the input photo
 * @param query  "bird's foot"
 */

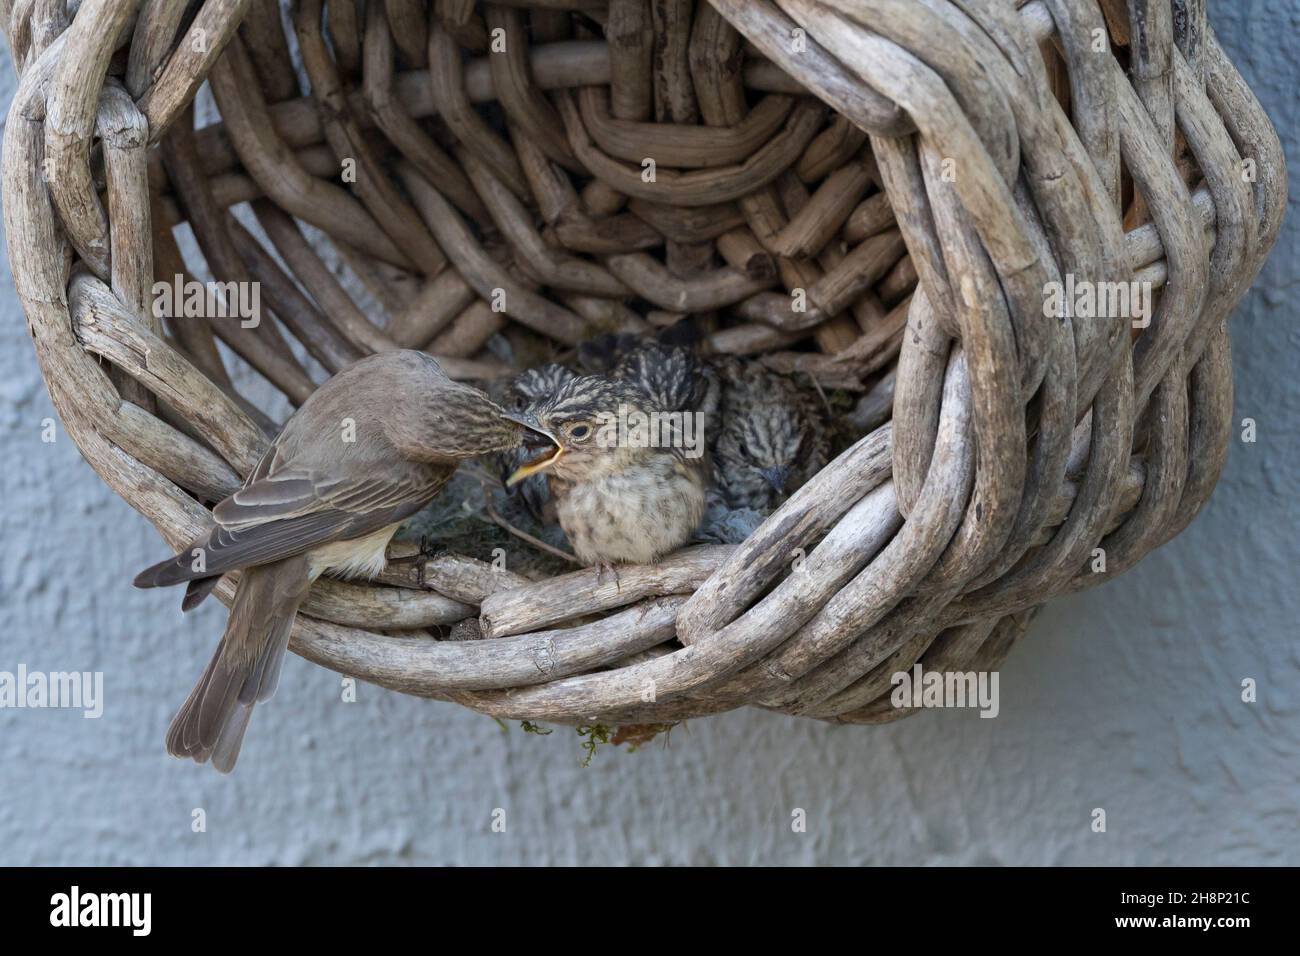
xmin=417 ymin=534 xmax=449 ymax=560
xmin=595 ymin=561 xmax=623 ymax=592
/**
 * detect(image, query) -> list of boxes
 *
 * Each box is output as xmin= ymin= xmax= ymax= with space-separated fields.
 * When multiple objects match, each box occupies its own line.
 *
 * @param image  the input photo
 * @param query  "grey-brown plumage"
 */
xmin=579 ymin=334 xmax=719 ymax=421
xmin=496 ymin=363 xmax=578 ymax=523
xmin=612 ymin=341 xmax=720 ymax=423
xmin=503 ymin=362 xmax=579 ymax=412
xmin=510 ymin=374 xmax=707 ymax=568
xmin=134 ymin=350 xmax=531 ymax=773
xmin=712 ymin=357 xmax=829 ymax=512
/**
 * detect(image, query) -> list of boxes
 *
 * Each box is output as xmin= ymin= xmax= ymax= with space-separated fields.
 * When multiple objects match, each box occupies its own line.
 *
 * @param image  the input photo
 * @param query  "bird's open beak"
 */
xmin=506 ymin=416 xmax=564 ymax=486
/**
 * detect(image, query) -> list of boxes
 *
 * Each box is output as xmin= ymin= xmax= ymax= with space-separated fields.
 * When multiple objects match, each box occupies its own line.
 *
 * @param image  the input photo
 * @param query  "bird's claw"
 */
xmin=417 ymin=534 xmax=449 ymax=560
xmin=595 ymin=561 xmax=622 ymax=591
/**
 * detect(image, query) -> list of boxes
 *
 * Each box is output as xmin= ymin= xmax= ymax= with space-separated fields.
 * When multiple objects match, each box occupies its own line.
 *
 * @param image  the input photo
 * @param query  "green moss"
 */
xmin=575 ymin=723 xmax=613 ymax=767
xmin=519 ymin=720 xmax=553 ymax=736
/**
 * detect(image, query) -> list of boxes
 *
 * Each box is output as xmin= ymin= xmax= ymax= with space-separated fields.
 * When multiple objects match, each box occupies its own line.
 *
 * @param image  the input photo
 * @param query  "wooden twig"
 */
xmin=479 ymin=479 xmax=583 ymax=567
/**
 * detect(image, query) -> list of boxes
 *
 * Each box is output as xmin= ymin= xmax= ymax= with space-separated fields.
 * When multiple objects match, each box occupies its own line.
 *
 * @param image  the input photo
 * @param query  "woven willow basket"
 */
xmin=1 ymin=1 xmax=1284 ymax=729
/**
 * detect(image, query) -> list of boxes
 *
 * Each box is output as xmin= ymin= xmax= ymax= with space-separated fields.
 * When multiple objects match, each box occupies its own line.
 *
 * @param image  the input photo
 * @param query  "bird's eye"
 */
xmin=569 ymin=424 xmax=592 ymax=441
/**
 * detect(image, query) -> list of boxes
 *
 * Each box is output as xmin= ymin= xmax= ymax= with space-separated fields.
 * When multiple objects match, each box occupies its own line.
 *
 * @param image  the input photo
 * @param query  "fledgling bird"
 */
xmin=584 ymin=335 xmax=720 ymax=423
xmin=711 ymin=357 xmax=829 ymax=512
xmin=502 ymin=362 xmax=579 ymax=414
xmin=134 ymin=350 xmax=535 ymax=773
xmin=502 ymin=340 xmax=719 ymax=525
xmin=496 ymin=362 xmax=578 ymax=523
xmin=508 ymin=374 xmax=708 ymax=569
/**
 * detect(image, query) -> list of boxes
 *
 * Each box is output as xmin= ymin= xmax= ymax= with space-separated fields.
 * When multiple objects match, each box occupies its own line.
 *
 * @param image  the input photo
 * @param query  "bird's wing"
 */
xmin=135 ymin=465 xmax=446 ymax=588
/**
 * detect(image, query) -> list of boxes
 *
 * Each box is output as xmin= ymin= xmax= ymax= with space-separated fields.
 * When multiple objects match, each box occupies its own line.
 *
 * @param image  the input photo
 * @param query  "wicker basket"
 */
xmin=1 ymin=0 xmax=1284 ymax=728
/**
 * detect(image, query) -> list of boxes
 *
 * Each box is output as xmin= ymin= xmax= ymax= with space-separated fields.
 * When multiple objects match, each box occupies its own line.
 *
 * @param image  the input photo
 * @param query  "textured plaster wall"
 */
xmin=1 ymin=4 xmax=1297 ymax=866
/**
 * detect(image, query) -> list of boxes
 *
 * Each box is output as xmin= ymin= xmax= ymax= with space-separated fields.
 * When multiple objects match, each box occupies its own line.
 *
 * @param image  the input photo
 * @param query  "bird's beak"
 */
xmin=759 ymin=465 xmax=790 ymax=494
xmin=502 ymin=410 xmax=535 ymax=430
xmin=506 ymin=417 xmax=564 ymax=486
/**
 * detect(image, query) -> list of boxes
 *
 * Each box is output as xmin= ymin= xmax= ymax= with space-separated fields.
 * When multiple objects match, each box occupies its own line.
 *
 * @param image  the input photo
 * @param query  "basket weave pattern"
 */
xmin=1 ymin=0 xmax=1285 ymax=725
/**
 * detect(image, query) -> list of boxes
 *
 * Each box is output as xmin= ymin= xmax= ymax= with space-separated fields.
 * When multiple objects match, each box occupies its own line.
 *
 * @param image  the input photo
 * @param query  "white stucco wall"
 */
xmin=1 ymin=3 xmax=1296 ymax=865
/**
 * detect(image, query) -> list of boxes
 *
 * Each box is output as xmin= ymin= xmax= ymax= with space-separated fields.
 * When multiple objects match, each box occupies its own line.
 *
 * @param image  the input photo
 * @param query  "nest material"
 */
xmin=0 ymin=1 xmax=1284 ymax=726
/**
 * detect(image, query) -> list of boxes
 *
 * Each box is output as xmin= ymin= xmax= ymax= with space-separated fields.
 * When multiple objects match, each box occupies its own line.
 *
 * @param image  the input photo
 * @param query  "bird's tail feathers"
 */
xmin=165 ymin=555 xmax=311 ymax=774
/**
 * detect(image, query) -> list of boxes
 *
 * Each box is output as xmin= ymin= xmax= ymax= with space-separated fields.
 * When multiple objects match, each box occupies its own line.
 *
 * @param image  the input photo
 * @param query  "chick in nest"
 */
xmin=495 ymin=362 xmax=577 ymax=523
xmin=585 ymin=335 xmax=826 ymax=512
xmin=583 ymin=334 xmax=721 ymax=424
xmin=508 ymin=374 xmax=708 ymax=572
xmin=711 ymin=357 xmax=829 ymax=512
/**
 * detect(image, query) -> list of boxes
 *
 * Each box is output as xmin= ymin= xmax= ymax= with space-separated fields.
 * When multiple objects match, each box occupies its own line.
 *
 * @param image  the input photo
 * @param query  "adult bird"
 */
xmin=134 ymin=350 xmax=540 ymax=773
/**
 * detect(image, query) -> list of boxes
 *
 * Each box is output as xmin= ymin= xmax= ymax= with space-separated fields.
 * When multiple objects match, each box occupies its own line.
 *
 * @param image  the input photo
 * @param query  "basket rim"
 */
xmin=0 ymin=0 xmax=1287 ymax=726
